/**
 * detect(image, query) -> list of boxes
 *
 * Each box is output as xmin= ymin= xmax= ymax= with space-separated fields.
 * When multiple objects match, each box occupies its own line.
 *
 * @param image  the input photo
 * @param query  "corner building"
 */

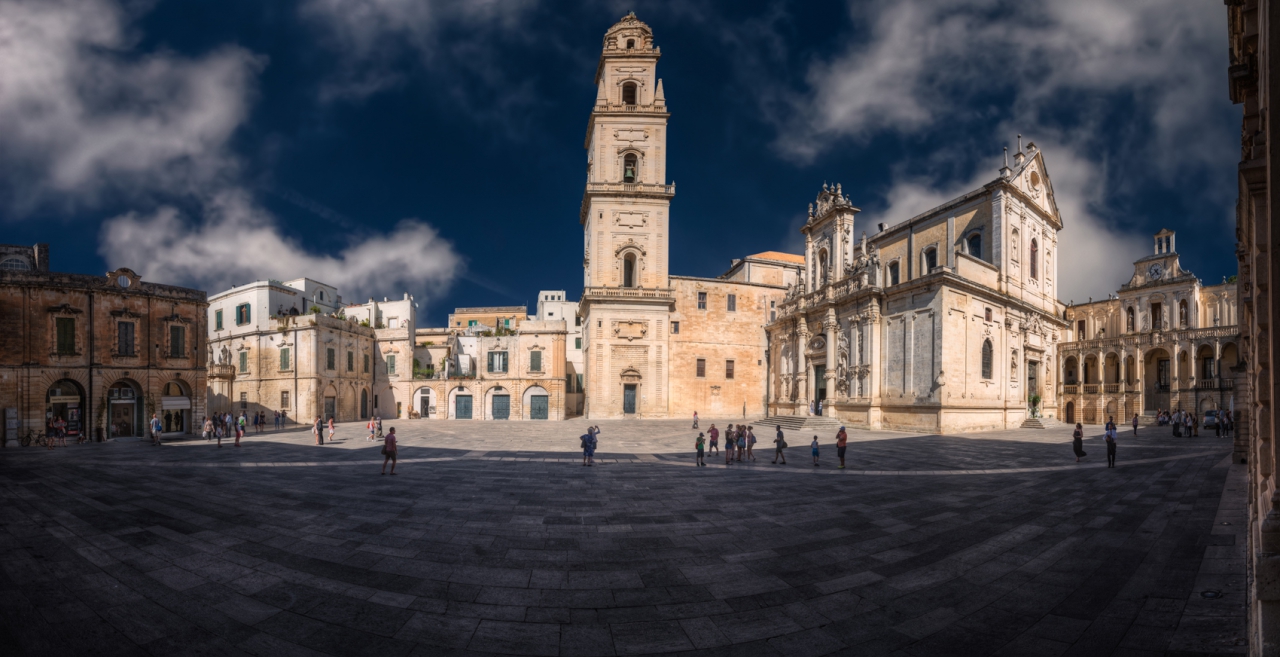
xmin=580 ymin=14 xmax=795 ymax=419
xmin=767 ymin=145 xmax=1066 ymax=433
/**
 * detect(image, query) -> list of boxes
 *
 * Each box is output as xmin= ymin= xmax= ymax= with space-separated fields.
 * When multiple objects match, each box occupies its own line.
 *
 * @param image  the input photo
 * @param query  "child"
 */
xmin=695 ymin=433 xmax=705 ymax=467
xmin=811 ymin=435 xmax=820 ymax=467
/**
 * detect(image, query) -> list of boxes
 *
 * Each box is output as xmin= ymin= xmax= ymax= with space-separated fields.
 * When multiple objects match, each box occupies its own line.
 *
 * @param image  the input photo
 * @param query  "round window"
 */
xmin=117 ymin=275 xmax=131 ymax=289
xmin=1029 ymin=171 xmax=1041 ymax=189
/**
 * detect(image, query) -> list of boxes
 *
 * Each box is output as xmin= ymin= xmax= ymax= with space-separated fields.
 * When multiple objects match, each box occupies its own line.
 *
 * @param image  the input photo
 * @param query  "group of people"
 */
xmin=1152 ymin=408 xmax=1234 ymax=437
xmin=198 ymin=412 xmax=246 ymax=448
xmin=695 ymin=424 xmax=760 ymax=465
xmin=1072 ymin=417 xmax=1119 ymax=467
xmin=42 ymin=415 xmax=70 ymax=449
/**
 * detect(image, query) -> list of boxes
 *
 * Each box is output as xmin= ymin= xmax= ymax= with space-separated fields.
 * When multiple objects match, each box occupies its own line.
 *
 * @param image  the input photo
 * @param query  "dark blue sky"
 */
xmin=1 ymin=0 xmax=1238 ymax=322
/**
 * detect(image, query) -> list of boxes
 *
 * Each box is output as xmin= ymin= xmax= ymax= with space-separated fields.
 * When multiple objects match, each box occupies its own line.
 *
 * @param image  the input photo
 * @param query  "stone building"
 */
xmin=767 ymin=142 xmax=1066 ymax=433
xmin=578 ymin=14 xmax=797 ymax=419
xmin=412 ymin=320 xmax=567 ymax=420
xmin=447 ymin=306 xmax=527 ymax=332
xmin=1057 ymin=231 xmax=1240 ymax=425
xmin=1226 ymin=1 xmax=1279 ymax=652
xmin=0 ymin=243 xmax=207 ymax=444
xmin=535 ymin=290 xmax=585 ymax=416
xmin=206 ymin=279 xmax=414 ymax=424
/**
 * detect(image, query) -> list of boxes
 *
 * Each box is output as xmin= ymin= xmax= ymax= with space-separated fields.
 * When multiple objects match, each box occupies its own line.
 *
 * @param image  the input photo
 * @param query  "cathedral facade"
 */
xmin=766 ymin=144 xmax=1067 ymax=433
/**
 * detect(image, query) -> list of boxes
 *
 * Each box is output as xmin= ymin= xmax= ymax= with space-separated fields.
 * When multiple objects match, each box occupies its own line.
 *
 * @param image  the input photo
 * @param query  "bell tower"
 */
xmin=579 ymin=13 xmax=676 ymax=419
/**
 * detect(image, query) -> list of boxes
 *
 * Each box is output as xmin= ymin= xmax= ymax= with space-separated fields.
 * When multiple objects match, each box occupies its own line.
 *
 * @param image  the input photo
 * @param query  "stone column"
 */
xmin=825 ymin=308 xmax=838 ymax=411
xmin=796 ymin=319 xmax=809 ymax=410
xmin=946 ymin=215 xmax=955 ymax=269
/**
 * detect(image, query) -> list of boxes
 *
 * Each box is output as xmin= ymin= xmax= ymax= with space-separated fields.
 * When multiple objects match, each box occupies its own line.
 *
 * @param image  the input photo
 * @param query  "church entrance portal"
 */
xmin=813 ymin=365 xmax=827 ymax=414
xmin=623 ymin=385 xmax=637 ymax=415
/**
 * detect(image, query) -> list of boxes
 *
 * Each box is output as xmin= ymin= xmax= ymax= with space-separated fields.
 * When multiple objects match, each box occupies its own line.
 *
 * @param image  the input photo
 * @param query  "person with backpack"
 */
xmin=236 ymin=412 xmax=247 ymax=447
xmin=835 ymin=426 xmax=848 ymax=469
xmin=695 ymin=433 xmax=705 ymax=467
xmin=1072 ymin=423 xmax=1087 ymax=462
xmin=367 ymin=417 xmax=376 ymax=441
xmin=149 ymin=413 xmax=163 ymax=446
xmin=773 ymin=425 xmax=787 ymax=464
xmin=735 ymin=424 xmax=746 ymax=462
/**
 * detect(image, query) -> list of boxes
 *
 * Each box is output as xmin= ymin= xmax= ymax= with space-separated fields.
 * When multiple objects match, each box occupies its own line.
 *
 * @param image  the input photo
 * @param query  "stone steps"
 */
xmin=1021 ymin=417 xmax=1066 ymax=430
xmin=764 ymin=415 xmax=843 ymax=433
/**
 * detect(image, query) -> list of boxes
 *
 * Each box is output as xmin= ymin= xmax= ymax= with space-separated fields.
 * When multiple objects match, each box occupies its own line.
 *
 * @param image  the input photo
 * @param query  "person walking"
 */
xmin=1192 ymin=412 xmax=1199 ymax=437
xmin=692 ymin=411 xmax=699 ymax=430
xmin=1132 ymin=414 xmax=1139 ymax=435
xmin=746 ymin=426 xmax=757 ymax=462
xmin=375 ymin=415 xmax=383 ymax=438
xmin=735 ymin=425 xmax=746 ymax=462
xmin=252 ymin=412 xmax=260 ymax=435
xmin=313 ymin=416 xmax=323 ymax=445
xmin=773 ymin=425 xmax=787 ymax=464
xmin=149 ymin=413 xmax=163 ymax=446
xmin=708 ymin=424 xmax=719 ymax=455
xmin=695 ymin=433 xmax=706 ymax=467
xmin=1072 ymin=423 xmax=1087 ymax=462
xmin=1106 ymin=423 xmax=1117 ymax=468
xmin=836 ymin=426 xmax=848 ymax=469
xmin=236 ymin=412 xmax=246 ymax=447
xmin=202 ymin=416 xmax=212 ymax=442
xmin=811 ymin=435 xmax=821 ymax=467
xmin=327 ymin=416 xmax=336 ymax=443
xmin=381 ymin=427 xmax=398 ymax=475
xmin=367 ymin=416 xmax=376 ymax=442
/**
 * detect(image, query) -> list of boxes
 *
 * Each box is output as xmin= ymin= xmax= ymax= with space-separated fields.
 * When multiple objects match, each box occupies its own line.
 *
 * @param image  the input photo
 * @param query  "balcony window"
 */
xmin=623 ymin=253 xmax=636 ymax=287
xmin=117 ymin=322 xmax=135 ymax=356
xmin=56 ymin=317 xmax=75 ymax=355
xmin=169 ymin=326 xmax=185 ymax=358
xmin=487 ymin=351 xmax=507 ymax=373
xmin=280 ymin=347 xmax=290 ymax=371
xmin=235 ymin=303 xmax=251 ymax=325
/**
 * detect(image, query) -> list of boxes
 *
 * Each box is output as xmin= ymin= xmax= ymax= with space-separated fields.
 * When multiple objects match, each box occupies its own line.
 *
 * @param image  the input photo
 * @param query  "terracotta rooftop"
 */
xmin=746 ymin=251 xmax=805 ymax=265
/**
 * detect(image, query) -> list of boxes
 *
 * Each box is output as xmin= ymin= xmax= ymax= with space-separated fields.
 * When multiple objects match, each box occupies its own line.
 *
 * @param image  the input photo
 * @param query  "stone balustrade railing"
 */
xmin=584 ymin=182 xmax=676 ymax=195
xmin=583 ymin=286 xmax=676 ymax=301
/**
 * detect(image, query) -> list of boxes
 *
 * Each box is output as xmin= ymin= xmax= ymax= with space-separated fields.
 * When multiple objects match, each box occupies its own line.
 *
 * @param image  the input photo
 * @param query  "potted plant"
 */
xmin=1028 ymin=393 xmax=1042 ymax=419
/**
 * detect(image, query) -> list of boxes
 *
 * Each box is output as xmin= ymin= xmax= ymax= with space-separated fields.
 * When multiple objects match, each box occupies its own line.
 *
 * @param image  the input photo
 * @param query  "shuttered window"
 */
xmin=387 ymin=355 xmax=397 ymax=375
xmin=214 ymin=310 xmax=223 ymax=330
xmin=726 ymin=360 xmax=735 ymax=379
xmin=280 ymin=347 xmax=290 ymax=370
xmin=364 ymin=354 xmax=370 ymax=373
xmin=236 ymin=303 xmax=251 ymax=325
xmin=696 ymin=358 xmax=706 ymax=378
xmin=170 ymin=326 xmax=185 ymax=358
xmin=727 ymin=294 xmax=736 ymax=312
xmin=326 ymin=348 xmax=335 ymax=370
xmin=530 ymin=350 xmax=542 ymax=372
xmin=238 ymin=351 xmax=248 ymax=373
xmin=487 ymin=352 xmax=507 ymax=373
xmin=56 ymin=318 xmax=75 ymax=355
xmin=117 ymin=322 xmax=135 ymax=356
xmin=347 ymin=351 xmax=354 ymax=371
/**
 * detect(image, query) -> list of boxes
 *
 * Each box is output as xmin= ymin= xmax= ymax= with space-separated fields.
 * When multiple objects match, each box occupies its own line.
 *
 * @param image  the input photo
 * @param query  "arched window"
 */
xmin=622 ymin=253 xmax=636 ymax=288
xmin=888 ymin=262 xmax=900 ymax=286
xmin=981 ymin=339 xmax=993 ymax=379
xmin=966 ymin=233 xmax=982 ymax=260
xmin=626 ymin=39 xmax=635 ymax=49
xmin=622 ymin=82 xmax=637 ymax=105
xmin=1126 ymin=307 xmax=1135 ymax=332
xmin=923 ymin=247 xmax=937 ymax=274
xmin=1029 ymin=239 xmax=1039 ymax=279
xmin=318 ymin=290 xmax=324 ymax=301
xmin=623 ymin=153 xmax=638 ymax=183
xmin=0 ymin=257 xmax=31 ymax=270
xmin=1178 ymin=300 xmax=1188 ymax=328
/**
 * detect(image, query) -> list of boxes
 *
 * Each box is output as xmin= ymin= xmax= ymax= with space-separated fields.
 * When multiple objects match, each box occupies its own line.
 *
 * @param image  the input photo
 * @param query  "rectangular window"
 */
xmin=214 ymin=309 xmax=223 ymax=331
xmin=239 ymin=351 xmax=248 ymax=373
xmin=235 ymin=303 xmax=251 ymax=325
xmin=169 ymin=326 xmax=185 ymax=358
xmin=387 ymin=354 xmax=397 ymax=375
xmin=726 ymin=360 xmax=735 ymax=379
xmin=576 ymin=374 xmax=584 ymax=392
xmin=280 ymin=347 xmax=291 ymax=370
xmin=770 ymin=311 xmax=776 ymax=322
xmin=468 ymin=320 xmax=477 ymax=327
xmin=727 ymin=294 xmax=737 ymax=312
xmin=347 ymin=351 xmax=354 ymax=372
xmin=696 ymin=358 xmax=706 ymax=378
xmin=530 ymin=350 xmax=542 ymax=372
xmin=281 ymin=391 xmax=290 ymax=409
xmin=240 ymin=392 xmax=247 ymax=410
xmin=671 ymin=321 xmax=680 ymax=334
xmin=697 ymin=292 xmax=707 ymax=310
xmin=1077 ymin=320 xmax=1085 ymax=338
xmin=364 ymin=354 xmax=370 ymax=373
xmin=575 ymin=337 xmax=582 ymax=349
xmin=117 ymin=322 xmax=135 ymax=356
xmin=56 ymin=317 xmax=75 ymax=355
xmin=487 ymin=351 xmax=508 ymax=373
xmin=985 ymin=308 xmax=992 ymax=322
xmin=575 ymin=315 xmax=582 ymax=327
xmin=326 ymin=348 xmax=335 ymax=370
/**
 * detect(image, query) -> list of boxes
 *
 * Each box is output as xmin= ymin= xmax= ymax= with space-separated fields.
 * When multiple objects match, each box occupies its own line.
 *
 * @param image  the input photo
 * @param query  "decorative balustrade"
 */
xmin=1083 ymin=384 xmax=1099 ymax=394
xmin=208 ymin=364 xmax=236 ymax=379
xmin=1103 ymin=383 xmax=1120 ymax=394
xmin=1063 ymin=385 xmax=1079 ymax=394
xmin=584 ymin=182 xmax=676 ymax=195
xmin=583 ymin=286 xmax=676 ymax=301
xmin=595 ymin=103 xmax=669 ymax=114
xmin=1061 ymin=325 xmax=1241 ymax=351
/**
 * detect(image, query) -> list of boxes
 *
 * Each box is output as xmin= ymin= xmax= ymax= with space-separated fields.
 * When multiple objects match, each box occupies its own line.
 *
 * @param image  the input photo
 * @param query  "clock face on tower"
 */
xmin=1147 ymin=263 xmax=1164 ymax=280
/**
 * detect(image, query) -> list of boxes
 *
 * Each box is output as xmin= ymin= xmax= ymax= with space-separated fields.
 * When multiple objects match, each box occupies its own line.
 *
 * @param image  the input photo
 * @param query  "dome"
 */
xmin=602 ymin=12 xmax=654 ymax=52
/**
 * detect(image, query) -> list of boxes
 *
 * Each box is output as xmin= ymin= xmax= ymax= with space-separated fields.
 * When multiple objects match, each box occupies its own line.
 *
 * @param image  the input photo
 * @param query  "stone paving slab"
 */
xmin=0 ymin=422 xmax=1245 ymax=656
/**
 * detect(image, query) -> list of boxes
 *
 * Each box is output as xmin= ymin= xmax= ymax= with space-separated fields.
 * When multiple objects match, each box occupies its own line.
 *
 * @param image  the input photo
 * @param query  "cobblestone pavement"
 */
xmin=0 ymin=420 xmax=1246 ymax=656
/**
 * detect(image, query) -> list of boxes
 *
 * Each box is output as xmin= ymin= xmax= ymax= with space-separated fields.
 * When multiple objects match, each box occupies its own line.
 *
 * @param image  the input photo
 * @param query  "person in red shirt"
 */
xmin=835 ymin=427 xmax=848 ymax=469
xmin=381 ymin=427 xmax=398 ymax=475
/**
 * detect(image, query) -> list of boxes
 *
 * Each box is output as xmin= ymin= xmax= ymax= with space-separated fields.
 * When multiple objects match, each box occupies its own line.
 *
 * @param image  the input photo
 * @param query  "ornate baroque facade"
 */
xmin=767 ymin=144 xmax=1066 ymax=433
xmin=1057 ymin=231 xmax=1241 ymax=430
xmin=1 ymin=244 xmax=208 ymax=444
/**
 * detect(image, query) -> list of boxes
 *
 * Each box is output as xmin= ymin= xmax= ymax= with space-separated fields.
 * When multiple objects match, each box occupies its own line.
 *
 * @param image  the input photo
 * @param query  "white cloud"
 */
xmin=100 ymin=191 xmax=460 ymax=301
xmin=0 ymin=0 xmax=262 ymax=209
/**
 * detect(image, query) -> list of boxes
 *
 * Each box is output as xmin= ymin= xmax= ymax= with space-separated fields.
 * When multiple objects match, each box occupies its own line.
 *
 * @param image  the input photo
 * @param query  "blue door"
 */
xmin=623 ymin=385 xmax=636 ymax=414
xmin=492 ymin=395 xmax=510 ymax=420
xmin=456 ymin=395 xmax=472 ymax=420
xmin=530 ymin=395 xmax=548 ymax=420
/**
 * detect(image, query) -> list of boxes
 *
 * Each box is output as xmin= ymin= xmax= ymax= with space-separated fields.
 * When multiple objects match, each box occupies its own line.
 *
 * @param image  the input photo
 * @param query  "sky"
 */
xmin=0 ymin=0 xmax=1240 ymax=324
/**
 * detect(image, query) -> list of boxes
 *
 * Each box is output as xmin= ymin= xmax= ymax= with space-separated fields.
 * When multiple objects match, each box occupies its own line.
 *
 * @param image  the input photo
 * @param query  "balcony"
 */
xmin=594 ymin=102 xmax=669 ymax=114
xmin=1083 ymin=384 xmax=1099 ymax=394
xmin=208 ymin=364 xmax=236 ymax=379
xmin=584 ymin=182 xmax=676 ymax=196
xmin=582 ymin=286 xmax=676 ymax=302
xmin=1063 ymin=385 xmax=1079 ymax=395
xmin=1103 ymin=383 xmax=1120 ymax=394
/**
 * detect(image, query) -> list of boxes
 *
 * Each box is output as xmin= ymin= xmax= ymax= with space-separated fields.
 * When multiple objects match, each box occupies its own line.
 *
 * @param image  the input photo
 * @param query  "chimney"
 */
xmin=877 ymin=223 xmax=887 ymax=232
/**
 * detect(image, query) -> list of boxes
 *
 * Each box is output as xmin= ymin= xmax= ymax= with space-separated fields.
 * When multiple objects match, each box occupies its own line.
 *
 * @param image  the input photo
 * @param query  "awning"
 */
xmin=161 ymin=396 xmax=191 ymax=410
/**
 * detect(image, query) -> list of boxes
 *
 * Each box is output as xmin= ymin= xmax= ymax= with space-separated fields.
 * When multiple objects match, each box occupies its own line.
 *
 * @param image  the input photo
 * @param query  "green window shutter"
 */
xmin=56 ymin=317 xmax=75 ymax=355
xmin=280 ymin=347 xmax=290 ymax=370
xmin=239 ymin=351 xmax=247 ymax=373
xmin=387 ymin=355 xmax=396 ymax=374
xmin=530 ymin=351 xmax=541 ymax=372
xmin=215 ymin=310 xmax=223 ymax=330
xmin=245 ymin=305 xmax=250 ymax=324
xmin=575 ymin=337 xmax=582 ymax=349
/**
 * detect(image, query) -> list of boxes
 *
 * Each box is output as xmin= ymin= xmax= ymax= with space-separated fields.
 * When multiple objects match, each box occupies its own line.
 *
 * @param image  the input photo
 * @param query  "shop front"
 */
xmin=160 ymin=380 xmax=191 ymax=434
xmin=108 ymin=380 xmax=143 ymax=438
xmin=46 ymin=379 xmax=85 ymax=440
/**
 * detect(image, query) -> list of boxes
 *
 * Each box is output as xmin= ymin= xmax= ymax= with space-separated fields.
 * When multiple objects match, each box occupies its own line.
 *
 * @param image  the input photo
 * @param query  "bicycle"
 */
xmin=19 ymin=430 xmax=53 ymax=449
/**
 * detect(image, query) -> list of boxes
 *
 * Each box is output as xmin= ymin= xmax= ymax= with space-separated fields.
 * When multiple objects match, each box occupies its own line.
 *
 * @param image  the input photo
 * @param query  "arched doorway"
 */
xmin=108 ymin=379 xmax=143 ymax=438
xmin=620 ymin=368 xmax=642 ymax=416
xmin=46 ymin=379 xmax=85 ymax=440
xmin=413 ymin=387 xmax=436 ymax=419
xmin=486 ymin=386 xmax=510 ymax=420
xmin=1144 ymin=348 xmax=1172 ymax=412
xmin=1064 ymin=401 xmax=1075 ymax=424
xmin=523 ymin=386 xmax=549 ymax=420
xmin=161 ymin=379 xmax=191 ymax=434
xmin=448 ymin=386 xmax=473 ymax=420
xmin=323 ymin=384 xmax=338 ymax=422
